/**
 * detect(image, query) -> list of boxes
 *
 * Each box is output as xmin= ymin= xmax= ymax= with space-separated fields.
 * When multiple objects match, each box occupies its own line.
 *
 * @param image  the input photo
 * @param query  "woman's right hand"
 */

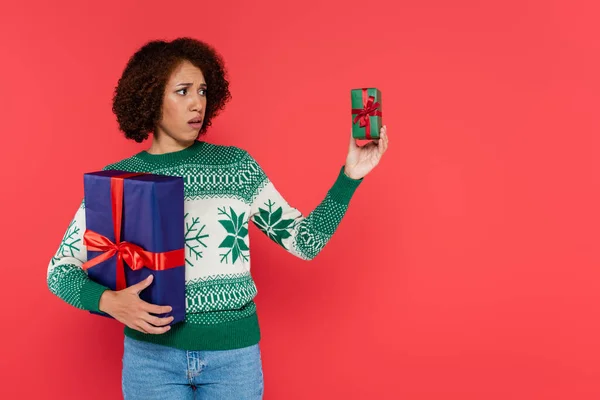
xmin=98 ymin=275 xmax=174 ymax=334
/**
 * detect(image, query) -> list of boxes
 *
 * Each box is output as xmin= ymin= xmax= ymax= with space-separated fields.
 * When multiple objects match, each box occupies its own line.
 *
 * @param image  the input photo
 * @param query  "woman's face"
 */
xmin=155 ymin=60 xmax=207 ymax=146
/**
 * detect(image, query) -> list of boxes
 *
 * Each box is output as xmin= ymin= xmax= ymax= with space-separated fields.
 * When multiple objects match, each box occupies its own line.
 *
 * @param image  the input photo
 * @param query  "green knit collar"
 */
xmin=135 ymin=140 xmax=205 ymax=164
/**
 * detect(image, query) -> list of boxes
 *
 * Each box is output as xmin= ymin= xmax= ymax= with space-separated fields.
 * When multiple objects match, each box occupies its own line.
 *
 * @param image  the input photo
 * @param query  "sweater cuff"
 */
xmin=327 ymin=166 xmax=363 ymax=204
xmin=80 ymin=279 xmax=110 ymax=313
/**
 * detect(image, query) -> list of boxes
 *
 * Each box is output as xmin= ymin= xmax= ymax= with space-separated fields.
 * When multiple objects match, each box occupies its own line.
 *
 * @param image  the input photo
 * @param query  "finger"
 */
xmin=380 ymin=126 xmax=388 ymax=154
xmin=384 ymin=126 xmax=389 ymax=151
xmin=143 ymin=314 xmax=175 ymax=327
xmin=376 ymin=128 xmax=384 ymax=153
xmin=133 ymin=324 xmax=148 ymax=334
xmin=128 ymin=274 xmax=153 ymax=294
xmin=140 ymin=299 xmax=173 ymax=315
xmin=349 ymin=129 xmax=359 ymax=150
xmin=138 ymin=320 xmax=171 ymax=335
xmin=375 ymin=126 xmax=384 ymax=144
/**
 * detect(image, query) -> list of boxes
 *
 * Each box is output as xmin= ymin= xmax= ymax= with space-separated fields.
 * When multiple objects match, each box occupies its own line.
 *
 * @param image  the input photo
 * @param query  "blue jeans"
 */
xmin=122 ymin=336 xmax=264 ymax=399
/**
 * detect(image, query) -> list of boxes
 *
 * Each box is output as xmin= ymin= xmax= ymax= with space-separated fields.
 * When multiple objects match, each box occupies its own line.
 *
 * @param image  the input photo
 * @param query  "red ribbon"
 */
xmin=82 ymin=172 xmax=184 ymax=291
xmin=352 ymin=88 xmax=382 ymax=140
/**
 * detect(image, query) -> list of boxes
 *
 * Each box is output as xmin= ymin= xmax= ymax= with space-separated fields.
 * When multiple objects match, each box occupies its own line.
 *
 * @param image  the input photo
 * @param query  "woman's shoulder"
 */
xmin=101 ymin=152 xmax=144 ymax=172
xmin=199 ymin=141 xmax=255 ymax=166
xmin=200 ymin=142 xmax=267 ymax=182
xmin=99 ymin=141 xmax=259 ymax=171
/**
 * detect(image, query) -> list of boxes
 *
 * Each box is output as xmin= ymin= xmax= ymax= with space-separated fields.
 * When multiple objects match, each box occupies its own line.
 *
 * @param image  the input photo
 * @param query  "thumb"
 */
xmin=130 ymin=274 xmax=153 ymax=294
xmin=349 ymin=129 xmax=359 ymax=151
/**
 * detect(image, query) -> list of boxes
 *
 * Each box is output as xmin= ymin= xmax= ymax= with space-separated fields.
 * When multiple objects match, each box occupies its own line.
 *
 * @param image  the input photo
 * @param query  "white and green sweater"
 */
xmin=47 ymin=140 xmax=362 ymax=350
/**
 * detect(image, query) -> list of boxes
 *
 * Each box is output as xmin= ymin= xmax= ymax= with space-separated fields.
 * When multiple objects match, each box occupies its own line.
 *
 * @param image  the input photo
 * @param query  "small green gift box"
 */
xmin=351 ymin=88 xmax=382 ymax=140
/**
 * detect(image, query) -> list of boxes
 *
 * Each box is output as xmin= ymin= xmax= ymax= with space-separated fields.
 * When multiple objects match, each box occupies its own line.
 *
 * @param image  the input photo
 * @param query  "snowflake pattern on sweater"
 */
xmin=46 ymin=140 xmax=362 ymax=350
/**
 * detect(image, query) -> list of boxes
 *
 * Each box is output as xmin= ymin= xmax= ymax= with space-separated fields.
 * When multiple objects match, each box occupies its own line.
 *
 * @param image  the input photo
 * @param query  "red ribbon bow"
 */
xmin=82 ymin=172 xmax=184 ymax=291
xmin=352 ymin=88 xmax=382 ymax=140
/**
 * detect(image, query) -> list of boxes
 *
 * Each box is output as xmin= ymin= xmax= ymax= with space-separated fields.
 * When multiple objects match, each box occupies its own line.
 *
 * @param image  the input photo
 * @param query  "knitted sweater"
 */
xmin=47 ymin=140 xmax=362 ymax=350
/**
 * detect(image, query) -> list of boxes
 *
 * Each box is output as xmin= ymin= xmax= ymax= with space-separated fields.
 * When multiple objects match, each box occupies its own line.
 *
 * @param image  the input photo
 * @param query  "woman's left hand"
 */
xmin=344 ymin=125 xmax=389 ymax=180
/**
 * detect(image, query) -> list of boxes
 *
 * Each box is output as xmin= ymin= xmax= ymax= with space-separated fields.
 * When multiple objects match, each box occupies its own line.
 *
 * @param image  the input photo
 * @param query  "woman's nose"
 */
xmin=192 ymin=99 xmax=203 ymax=111
xmin=191 ymin=96 xmax=204 ymax=112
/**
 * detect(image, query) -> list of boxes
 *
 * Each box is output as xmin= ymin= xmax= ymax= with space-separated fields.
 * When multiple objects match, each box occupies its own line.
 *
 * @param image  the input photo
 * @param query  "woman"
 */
xmin=47 ymin=37 xmax=388 ymax=399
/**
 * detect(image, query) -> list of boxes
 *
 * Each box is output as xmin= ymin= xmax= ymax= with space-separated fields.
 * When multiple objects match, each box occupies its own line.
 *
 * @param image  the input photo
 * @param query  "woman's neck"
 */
xmin=146 ymin=132 xmax=198 ymax=155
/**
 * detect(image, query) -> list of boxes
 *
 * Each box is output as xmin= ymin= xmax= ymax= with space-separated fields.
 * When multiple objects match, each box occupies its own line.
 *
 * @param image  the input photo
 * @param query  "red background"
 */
xmin=1 ymin=0 xmax=599 ymax=398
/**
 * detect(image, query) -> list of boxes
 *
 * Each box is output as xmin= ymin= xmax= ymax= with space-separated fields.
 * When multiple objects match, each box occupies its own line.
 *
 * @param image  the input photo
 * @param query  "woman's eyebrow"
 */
xmin=176 ymin=82 xmax=207 ymax=87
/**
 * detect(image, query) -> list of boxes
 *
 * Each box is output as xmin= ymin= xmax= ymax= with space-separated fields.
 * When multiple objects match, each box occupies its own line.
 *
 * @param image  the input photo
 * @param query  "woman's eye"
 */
xmin=176 ymin=88 xmax=205 ymax=96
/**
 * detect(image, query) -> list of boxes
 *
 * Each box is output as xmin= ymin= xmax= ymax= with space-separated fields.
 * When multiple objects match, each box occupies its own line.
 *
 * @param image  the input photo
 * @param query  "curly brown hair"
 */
xmin=112 ymin=37 xmax=231 ymax=142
